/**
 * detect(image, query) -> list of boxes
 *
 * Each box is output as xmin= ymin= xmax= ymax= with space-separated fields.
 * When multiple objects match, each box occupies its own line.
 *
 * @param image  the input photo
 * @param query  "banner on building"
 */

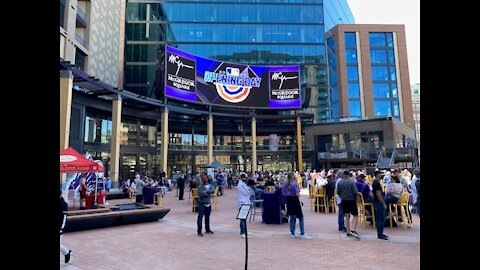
xmin=164 ymin=45 xmax=301 ymax=109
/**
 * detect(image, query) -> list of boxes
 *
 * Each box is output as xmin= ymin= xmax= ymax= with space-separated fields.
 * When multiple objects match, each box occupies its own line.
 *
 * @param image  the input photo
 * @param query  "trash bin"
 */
xmin=85 ymin=194 xmax=95 ymax=209
xmin=97 ymin=191 xmax=106 ymax=204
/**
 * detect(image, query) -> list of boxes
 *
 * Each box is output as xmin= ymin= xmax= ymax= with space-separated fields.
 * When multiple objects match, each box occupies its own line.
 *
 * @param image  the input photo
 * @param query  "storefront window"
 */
xmin=121 ymin=122 xmax=137 ymax=146
xmin=139 ymin=125 xmax=156 ymax=147
xmin=84 ymin=116 xmax=112 ymax=144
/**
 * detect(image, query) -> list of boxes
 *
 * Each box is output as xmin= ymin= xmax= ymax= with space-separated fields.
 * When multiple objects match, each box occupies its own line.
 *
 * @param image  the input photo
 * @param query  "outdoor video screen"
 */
xmin=165 ymin=45 xmax=301 ymax=109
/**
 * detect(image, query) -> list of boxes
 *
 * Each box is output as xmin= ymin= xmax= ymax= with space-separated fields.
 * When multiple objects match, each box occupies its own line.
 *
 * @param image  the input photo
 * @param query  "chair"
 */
xmin=191 ymin=188 xmax=199 ymax=213
xmin=356 ymin=192 xmax=375 ymax=228
xmin=308 ymin=184 xmax=316 ymax=199
xmin=390 ymin=192 xmax=412 ymax=230
xmin=128 ymin=188 xmax=136 ymax=203
xmin=311 ymin=186 xmax=328 ymax=213
xmin=153 ymin=188 xmax=166 ymax=207
xmin=212 ymin=186 xmax=219 ymax=210
xmin=328 ymin=192 xmax=337 ymax=214
xmin=249 ymin=190 xmax=263 ymax=222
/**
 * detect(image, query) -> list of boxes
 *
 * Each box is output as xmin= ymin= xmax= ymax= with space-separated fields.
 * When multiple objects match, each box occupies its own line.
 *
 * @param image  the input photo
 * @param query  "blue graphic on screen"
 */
xmin=164 ymin=45 xmax=301 ymax=109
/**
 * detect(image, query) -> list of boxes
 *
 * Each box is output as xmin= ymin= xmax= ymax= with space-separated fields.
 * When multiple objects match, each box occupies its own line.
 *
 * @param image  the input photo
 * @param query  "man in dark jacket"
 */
xmin=197 ymin=174 xmax=215 ymax=236
xmin=177 ymin=173 xmax=185 ymax=200
xmin=60 ymin=190 xmax=72 ymax=263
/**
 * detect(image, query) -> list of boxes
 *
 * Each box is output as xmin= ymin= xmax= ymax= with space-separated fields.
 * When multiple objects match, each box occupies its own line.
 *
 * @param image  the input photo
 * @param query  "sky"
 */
xmin=346 ymin=0 xmax=420 ymax=85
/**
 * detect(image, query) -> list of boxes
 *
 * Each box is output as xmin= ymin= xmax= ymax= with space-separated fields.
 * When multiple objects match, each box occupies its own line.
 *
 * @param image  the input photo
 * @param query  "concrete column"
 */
xmin=60 ymin=70 xmax=73 ymax=151
xmin=207 ymin=114 xmax=213 ymax=164
xmin=60 ymin=70 xmax=73 ymax=184
xmin=296 ymin=116 xmax=303 ymax=172
xmin=251 ymin=117 xmax=257 ymax=173
xmin=161 ymin=108 xmax=169 ymax=174
xmin=110 ymin=96 xmax=122 ymax=184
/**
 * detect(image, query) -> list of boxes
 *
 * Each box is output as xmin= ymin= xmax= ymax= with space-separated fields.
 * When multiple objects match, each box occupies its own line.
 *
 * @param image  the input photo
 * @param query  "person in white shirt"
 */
xmin=237 ymin=173 xmax=252 ymax=238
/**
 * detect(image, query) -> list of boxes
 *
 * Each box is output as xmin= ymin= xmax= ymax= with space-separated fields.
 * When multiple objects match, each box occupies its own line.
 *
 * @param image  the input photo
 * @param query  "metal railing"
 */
xmin=168 ymin=144 xmax=312 ymax=152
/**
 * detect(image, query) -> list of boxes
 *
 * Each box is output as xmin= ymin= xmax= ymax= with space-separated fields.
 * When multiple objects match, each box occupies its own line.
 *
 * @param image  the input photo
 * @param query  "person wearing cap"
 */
xmin=237 ymin=173 xmax=252 ymax=238
xmin=372 ymin=171 xmax=389 ymax=241
xmin=336 ymin=170 xmax=360 ymax=239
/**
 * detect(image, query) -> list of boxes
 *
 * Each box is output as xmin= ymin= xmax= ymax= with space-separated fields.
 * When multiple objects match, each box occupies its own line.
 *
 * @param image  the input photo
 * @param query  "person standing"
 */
xmin=60 ymin=190 xmax=72 ymax=263
xmin=237 ymin=173 xmax=252 ymax=238
xmin=337 ymin=170 xmax=360 ymax=239
xmin=177 ymin=173 xmax=185 ymax=200
xmin=133 ymin=175 xmax=147 ymax=203
xmin=105 ymin=177 xmax=111 ymax=192
xmin=78 ymin=173 xmax=88 ymax=210
xmin=415 ymin=172 xmax=420 ymax=217
xmin=410 ymin=168 xmax=420 ymax=214
xmin=282 ymin=172 xmax=312 ymax=240
xmin=335 ymin=171 xmax=346 ymax=232
xmin=372 ymin=171 xmax=389 ymax=241
xmin=197 ymin=174 xmax=215 ymax=236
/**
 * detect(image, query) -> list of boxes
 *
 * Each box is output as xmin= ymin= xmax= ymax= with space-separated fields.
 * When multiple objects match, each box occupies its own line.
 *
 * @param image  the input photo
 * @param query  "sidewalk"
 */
xmin=60 ymin=187 xmax=420 ymax=269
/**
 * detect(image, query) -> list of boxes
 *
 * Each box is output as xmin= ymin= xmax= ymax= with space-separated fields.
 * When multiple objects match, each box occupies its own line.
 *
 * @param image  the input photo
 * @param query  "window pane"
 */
xmin=344 ymin=32 xmax=356 ymax=47
xmin=348 ymin=83 xmax=360 ymax=98
xmin=369 ymin=32 xmax=386 ymax=47
xmin=374 ymin=101 xmax=392 ymax=116
xmin=386 ymin=33 xmax=394 ymax=47
xmin=389 ymin=66 xmax=397 ymax=81
xmin=345 ymin=49 xmax=357 ymax=63
xmin=347 ymin=66 xmax=359 ymax=81
xmin=393 ymin=101 xmax=399 ymax=116
xmin=373 ymin=83 xmax=390 ymax=98
xmin=370 ymin=49 xmax=387 ymax=64
xmin=371 ymin=66 xmax=389 ymax=81
xmin=388 ymin=49 xmax=395 ymax=64
xmin=391 ymin=83 xmax=398 ymax=98
xmin=349 ymin=101 xmax=361 ymax=117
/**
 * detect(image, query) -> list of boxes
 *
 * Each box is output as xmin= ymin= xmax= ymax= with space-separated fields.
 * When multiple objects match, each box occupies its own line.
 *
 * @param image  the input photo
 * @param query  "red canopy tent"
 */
xmin=60 ymin=147 xmax=104 ymax=173
xmin=61 ymin=147 xmax=104 ymax=207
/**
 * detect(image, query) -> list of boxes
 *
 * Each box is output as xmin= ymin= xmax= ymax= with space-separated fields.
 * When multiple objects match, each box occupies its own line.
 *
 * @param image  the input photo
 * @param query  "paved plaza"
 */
xmin=60 ymin=188 xmax=420 ymax=269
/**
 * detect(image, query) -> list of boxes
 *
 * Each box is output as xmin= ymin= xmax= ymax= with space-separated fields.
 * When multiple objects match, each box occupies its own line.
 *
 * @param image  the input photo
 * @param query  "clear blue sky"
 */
xmin=346 ymin=0 xmax=420 ymax=85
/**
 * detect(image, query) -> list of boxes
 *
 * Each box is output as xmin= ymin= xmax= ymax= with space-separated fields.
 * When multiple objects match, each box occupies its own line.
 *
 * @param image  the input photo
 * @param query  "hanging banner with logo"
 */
xmin=164 ymin=45 xmax=301 ymax=109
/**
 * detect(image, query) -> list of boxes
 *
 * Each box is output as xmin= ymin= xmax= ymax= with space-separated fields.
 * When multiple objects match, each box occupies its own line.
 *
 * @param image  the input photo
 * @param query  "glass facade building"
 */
xmin=124 ymin=0 xmax=354 ymax=122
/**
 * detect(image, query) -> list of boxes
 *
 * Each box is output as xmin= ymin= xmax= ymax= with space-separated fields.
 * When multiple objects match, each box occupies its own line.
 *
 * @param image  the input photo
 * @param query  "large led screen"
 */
xmin=165 ymin=45 xmax=301 ymax=109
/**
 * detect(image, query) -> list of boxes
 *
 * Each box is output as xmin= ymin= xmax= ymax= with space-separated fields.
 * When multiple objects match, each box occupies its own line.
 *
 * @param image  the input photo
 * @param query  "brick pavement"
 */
xmin=60 ymin=187 xmax=420 ymax=269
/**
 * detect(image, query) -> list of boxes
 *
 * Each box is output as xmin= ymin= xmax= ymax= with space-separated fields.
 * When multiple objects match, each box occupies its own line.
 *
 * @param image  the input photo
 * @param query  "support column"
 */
xmin=296 ymin=116 xmax=303 ymax=172
xmin=191 ymin=124 xmax=195 ymax=173
xmin=251 ymin=117 xmax=257 ymax=173
xmin=161 ymin=108 xmax=169 ymax=174
xmin=60 ymin=70 xmax=73 ymax=152
xmin=110 ymin=95 xmax=122 ymax=184
xmin=60 ymin=70 xmax=73 ymax=184
xmin=207 ymin=114 xmax=214 ymax=164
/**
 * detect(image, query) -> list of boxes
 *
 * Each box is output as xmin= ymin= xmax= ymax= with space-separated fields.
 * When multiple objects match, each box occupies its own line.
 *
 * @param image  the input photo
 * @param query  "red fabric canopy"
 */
xmin=60 ymin=147 xmax=104 ymax=173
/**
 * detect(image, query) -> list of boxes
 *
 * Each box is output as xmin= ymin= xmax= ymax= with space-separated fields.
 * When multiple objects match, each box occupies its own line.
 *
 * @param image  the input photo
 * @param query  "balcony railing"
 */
xmin=168 ymin=144 xmax=312 ymax=152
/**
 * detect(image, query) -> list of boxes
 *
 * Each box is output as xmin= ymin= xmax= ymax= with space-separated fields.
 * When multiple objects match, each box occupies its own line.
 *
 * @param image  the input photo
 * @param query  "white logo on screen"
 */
xmin=226 ymin=67 xmax=240 ymax=76
xmin=271 ymin=72 xmax=298 ymax=90
xmin=168 ymin=54 xmax=194 ymax=76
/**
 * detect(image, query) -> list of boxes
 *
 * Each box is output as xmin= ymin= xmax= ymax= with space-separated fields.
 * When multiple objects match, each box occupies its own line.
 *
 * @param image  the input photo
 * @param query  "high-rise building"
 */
xmin=326 ymin=24 xmax=414 ymax=129
xmin=124 ymin=0 xmax=354 ymax=123
xmin=411 ymin=83 xmax=420 ymax=146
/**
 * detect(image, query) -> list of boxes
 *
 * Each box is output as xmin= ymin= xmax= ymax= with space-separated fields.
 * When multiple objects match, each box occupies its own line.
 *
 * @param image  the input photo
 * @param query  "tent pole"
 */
xmin=94 ymin=171 xmax=98 ymax=207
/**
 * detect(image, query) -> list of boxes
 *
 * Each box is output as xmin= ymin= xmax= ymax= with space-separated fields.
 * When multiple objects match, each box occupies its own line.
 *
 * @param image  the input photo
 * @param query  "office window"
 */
xmin=348 ymin=83 xmax=360 ymax=98
xmin=371 ymin=66 xmax=389 ymax=81
xmin=370 ymin=49 xmax=387 ymax=64
xmin=347 ymin=66 xmax=359 ymax=81
xmin=349 ymin=101 xmax=361 ymax=117
xmin=386 ymin=33 xmax=394 ymax=47
xmin=373 ymin=83 xmax=390 ymax=98
xmin=374 ymin=101 xmax=392 ymax=116
xmin=345 ymin=49 xmax=357 ymax=63
xmin=369 ymin=32 xmax=386 ymax=47
xmin=344 ymin=32 xmax=356 ymax=47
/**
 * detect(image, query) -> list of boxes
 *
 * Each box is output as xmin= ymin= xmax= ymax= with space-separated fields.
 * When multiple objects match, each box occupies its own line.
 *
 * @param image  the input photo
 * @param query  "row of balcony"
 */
xmin=168 ymin=144 xmax=312 ymax=152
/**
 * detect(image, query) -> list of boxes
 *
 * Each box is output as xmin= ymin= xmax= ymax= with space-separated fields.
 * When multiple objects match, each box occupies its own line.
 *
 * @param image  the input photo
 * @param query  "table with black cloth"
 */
xmin=261 ymin=188 xmax=287 ymax=224
xmin=143 ymin=186 xmax=159 ymax=204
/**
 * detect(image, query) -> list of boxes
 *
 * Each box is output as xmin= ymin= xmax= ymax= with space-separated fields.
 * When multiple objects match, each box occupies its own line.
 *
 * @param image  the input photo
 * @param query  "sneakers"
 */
xmin=241 ymin=234 xmax=250 ymax=239
xmin=197 ymin=232 xmax=203 ymax=236
xmin=290 ymin=231 xmax=300 ymax=239
xmin=301 ymin=233 xmax=312 ymax=240
xmin=65 ymin=250 xmax=72 ymax=263
xmin=350 ymin=231 xmax=360 ymax=239
xmin=378 ymin=235 xmax=389 ymax=241
xmin=205 ymin=230 xmax=214 ymax=234
xmin=339 ymin=228 xmax=347 ymax=232
xmin=247 ymin=232 xmax=253 ymax=236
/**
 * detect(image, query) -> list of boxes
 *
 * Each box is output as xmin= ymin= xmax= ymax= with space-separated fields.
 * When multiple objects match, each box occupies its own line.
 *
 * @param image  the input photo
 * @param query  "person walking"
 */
xmin=336 ymin=170 xmax=360 ymax=239
xmin=178 ymin=173 xmax=185 ymax=200
xmin=60 ymin=189 xmax=72 ymax=263
xmin=237 ymin=173 xmax=252 ymax=238
xmin=197 ymin=174 xmax=215 ymax=236
xmin=372 ymin=170 xmax=389 ymax=241
xmin=282 ymin=172 xmax=312 ymax=240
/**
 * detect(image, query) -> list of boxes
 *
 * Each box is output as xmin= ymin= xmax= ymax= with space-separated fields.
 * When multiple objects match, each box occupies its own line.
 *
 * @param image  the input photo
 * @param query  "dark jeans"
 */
xmin=135 ymin=194 xmax=143 ymax=203
xmin=197 ymin=203 xmax=211 ymax=233
xmin=178 ymin=186 xmax=184 ymax=200
xmin=337 ymin=203 xmax=345 ymax=231
xmin=227 ymin=180 xmax=232 ymax=189
xmin=240 ymin=219 xmax=246 ymax=235
xmin=373 ymin=201 xmax=386 ymax=237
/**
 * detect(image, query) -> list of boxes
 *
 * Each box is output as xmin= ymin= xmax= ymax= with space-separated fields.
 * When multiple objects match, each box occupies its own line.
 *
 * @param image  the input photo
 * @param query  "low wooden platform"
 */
xmin=65 ymin=199 xmax=170 ymax=232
